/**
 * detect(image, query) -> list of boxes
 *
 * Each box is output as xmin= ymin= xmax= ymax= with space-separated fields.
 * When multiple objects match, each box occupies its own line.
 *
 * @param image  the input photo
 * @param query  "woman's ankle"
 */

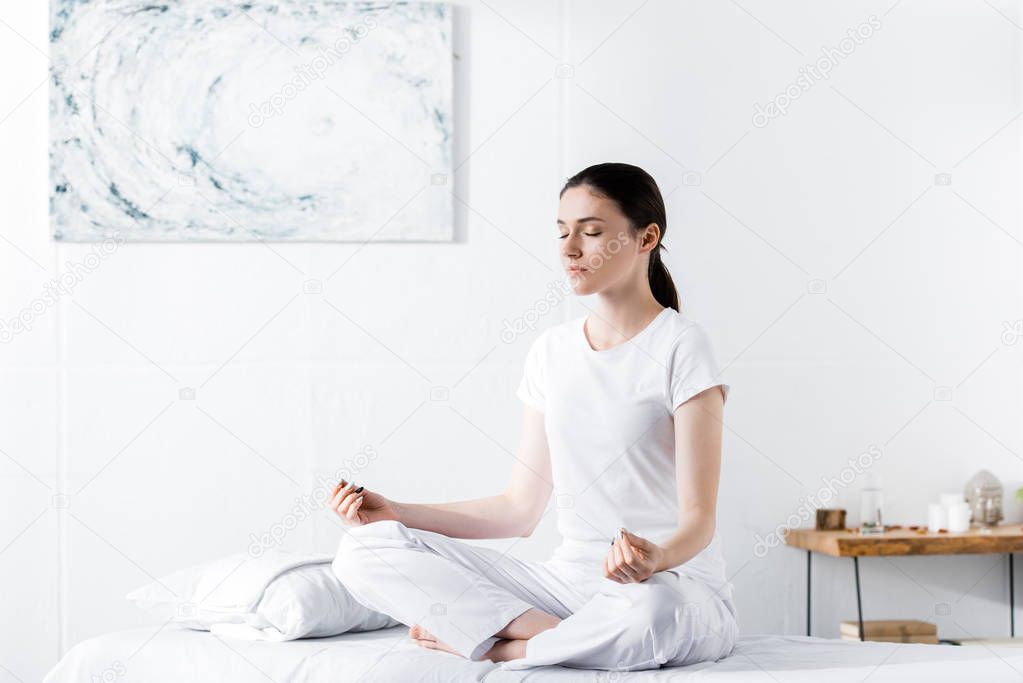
xmin=483 ymin=638 xmax=527 ymax=662
xmin=495 ymin=608 xmax=561 ymax=640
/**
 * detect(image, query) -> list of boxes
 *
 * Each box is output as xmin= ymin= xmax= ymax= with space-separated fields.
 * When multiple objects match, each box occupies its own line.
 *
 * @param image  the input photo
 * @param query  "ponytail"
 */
xmin=647 ymin=245 xmax=679 ymax=312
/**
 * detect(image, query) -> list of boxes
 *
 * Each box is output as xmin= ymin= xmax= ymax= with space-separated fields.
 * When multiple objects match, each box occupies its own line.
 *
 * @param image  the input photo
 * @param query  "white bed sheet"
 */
xmin=44 ymin=624 xmax=1023 ymax=682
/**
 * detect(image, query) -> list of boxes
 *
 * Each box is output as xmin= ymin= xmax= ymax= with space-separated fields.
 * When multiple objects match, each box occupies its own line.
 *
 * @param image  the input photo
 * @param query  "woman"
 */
xmin=330 ymin=162 xmax=737 ymax=672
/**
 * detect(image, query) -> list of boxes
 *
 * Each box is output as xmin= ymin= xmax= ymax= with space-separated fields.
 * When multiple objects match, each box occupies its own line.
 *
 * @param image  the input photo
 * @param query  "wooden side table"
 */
xmin=783 ymin=526 xmax=1023 ymax=641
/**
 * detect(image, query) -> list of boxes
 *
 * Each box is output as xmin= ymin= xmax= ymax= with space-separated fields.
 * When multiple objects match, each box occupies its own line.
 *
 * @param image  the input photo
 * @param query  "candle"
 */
xmin=928 ymin=502 xmax=947 ymax=532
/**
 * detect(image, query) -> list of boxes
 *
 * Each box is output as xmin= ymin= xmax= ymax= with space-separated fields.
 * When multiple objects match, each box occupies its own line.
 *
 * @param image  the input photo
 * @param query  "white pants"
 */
xmin=331 ymin=520 xmax=738 ymax=671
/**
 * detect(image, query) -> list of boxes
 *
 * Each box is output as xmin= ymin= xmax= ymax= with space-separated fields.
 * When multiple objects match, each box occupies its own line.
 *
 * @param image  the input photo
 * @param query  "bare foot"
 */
xmin=408 ymin=624 xmax=462 ymax=657
xmin=409 ymin=610 xmax=555 ymax=662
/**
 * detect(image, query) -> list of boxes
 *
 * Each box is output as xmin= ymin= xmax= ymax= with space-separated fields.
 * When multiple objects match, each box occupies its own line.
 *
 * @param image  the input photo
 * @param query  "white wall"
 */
xmin=1 ymin=0 xmax=1021 ymax=679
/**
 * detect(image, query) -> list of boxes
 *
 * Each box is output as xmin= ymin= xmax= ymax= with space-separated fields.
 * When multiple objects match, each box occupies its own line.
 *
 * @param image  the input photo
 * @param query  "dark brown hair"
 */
xmin=560 ymin=162 xmax=679 ymax=311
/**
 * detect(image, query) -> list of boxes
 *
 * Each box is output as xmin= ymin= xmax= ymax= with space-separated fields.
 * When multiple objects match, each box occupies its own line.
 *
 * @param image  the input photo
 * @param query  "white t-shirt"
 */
xmin=516 ymin=307 xmax=731 ymax=590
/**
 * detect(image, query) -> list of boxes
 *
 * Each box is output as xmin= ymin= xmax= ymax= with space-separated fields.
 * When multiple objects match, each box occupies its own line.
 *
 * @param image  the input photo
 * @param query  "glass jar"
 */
xmin=965 ymin=469 xmax=1003 ymax=527
xmin=860 ymin=486 xmax=884 ymax=535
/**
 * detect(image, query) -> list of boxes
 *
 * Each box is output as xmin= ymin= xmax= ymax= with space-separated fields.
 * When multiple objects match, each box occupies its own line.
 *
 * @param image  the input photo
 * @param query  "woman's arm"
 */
xmin=653 ymin=385 xmax=724 ymax=573
xmin=392 ymin=405 xmax=553 ymax=539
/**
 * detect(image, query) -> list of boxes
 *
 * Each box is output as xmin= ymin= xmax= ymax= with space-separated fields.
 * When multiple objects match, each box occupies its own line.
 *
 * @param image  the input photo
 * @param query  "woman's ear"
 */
xmin=641 ymin=223 xmax=661 ymax=253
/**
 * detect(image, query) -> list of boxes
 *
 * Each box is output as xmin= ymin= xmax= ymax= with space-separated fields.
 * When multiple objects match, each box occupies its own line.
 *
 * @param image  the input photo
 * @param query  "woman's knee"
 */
xmin=342 ymin=519 xmax=407 ymax=546
xmin=664 ymin=614 xmax=738 ymax=667
xmin=620 ymin=583 xmax=735 ymax=667
xmin=332 ymin=520 xmax=409 ymax=578
xmin=626 ymin=583 xmax=689 ymax=625
xmin=649 ymin=585 xmax=739 ymax=666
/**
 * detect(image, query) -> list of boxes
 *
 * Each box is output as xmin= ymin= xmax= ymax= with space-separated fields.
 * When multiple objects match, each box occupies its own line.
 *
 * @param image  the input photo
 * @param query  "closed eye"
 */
xmin=557 ymin=233 xmax=602 ymax=239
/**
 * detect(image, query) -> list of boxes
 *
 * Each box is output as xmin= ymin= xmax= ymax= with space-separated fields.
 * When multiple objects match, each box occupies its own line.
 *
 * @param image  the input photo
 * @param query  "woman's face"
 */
xmin=557 ymin=185 xmax=655 ymax=295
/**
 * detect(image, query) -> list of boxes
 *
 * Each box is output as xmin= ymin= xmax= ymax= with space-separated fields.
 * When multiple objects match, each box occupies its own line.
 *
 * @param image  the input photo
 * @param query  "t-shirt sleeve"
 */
xmin=516 ymin=333 xmax=547 ymax=412
xmin=666 ymin=322 xmax=730 ymax=413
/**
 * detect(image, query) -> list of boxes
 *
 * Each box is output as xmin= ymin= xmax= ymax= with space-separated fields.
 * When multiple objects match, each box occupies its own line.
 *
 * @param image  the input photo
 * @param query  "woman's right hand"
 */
xmin=328 ymin=479 xmax=401 ymax=526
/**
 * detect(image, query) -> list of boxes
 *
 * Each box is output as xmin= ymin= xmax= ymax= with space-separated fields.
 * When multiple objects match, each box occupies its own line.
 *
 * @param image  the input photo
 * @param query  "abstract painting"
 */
xmin=50 ymin=1 xmax=453 ymax=241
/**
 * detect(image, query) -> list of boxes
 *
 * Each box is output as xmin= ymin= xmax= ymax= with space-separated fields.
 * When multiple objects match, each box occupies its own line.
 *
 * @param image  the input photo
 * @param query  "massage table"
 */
xmin=44 ymin=622 xmax=1023 ymax=682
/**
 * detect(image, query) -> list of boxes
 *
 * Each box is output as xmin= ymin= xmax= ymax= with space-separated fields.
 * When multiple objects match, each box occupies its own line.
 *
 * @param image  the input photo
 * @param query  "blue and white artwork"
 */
xmin=50 ymin=1 xmax=453 ymax=241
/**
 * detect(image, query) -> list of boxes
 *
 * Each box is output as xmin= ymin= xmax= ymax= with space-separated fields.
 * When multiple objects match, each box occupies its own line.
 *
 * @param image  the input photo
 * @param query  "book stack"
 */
xmin=839 ymin=620 xmax=938 ymax=644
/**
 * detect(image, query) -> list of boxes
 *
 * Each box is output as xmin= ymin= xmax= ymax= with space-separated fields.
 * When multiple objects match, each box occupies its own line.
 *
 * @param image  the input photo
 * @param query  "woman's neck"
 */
xmin=585 ymin=293 xmax=665 ymax=349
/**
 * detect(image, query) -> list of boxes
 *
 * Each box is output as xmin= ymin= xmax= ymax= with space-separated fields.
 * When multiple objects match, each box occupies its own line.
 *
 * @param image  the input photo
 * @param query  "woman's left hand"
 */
xmin=604 ymin=528 xmax=665 ymax=583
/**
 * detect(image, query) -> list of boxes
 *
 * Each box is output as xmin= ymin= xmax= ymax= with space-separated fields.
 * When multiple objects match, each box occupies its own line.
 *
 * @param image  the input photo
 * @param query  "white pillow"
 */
xmin=126 ymin=551 xmax=399 ymax=640
xmin=257 ymin=560 xmax=399 ymax=638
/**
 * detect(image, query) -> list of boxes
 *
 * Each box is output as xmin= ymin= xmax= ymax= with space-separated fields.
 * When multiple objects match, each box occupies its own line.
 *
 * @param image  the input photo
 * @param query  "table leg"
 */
xmin=854 ymin=556 xmax=864 ymax=641
xmin=1011 ymin=553 xmax=1015 ymax=638
xmin=806 ymin=550 xmax=811 ymax=637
